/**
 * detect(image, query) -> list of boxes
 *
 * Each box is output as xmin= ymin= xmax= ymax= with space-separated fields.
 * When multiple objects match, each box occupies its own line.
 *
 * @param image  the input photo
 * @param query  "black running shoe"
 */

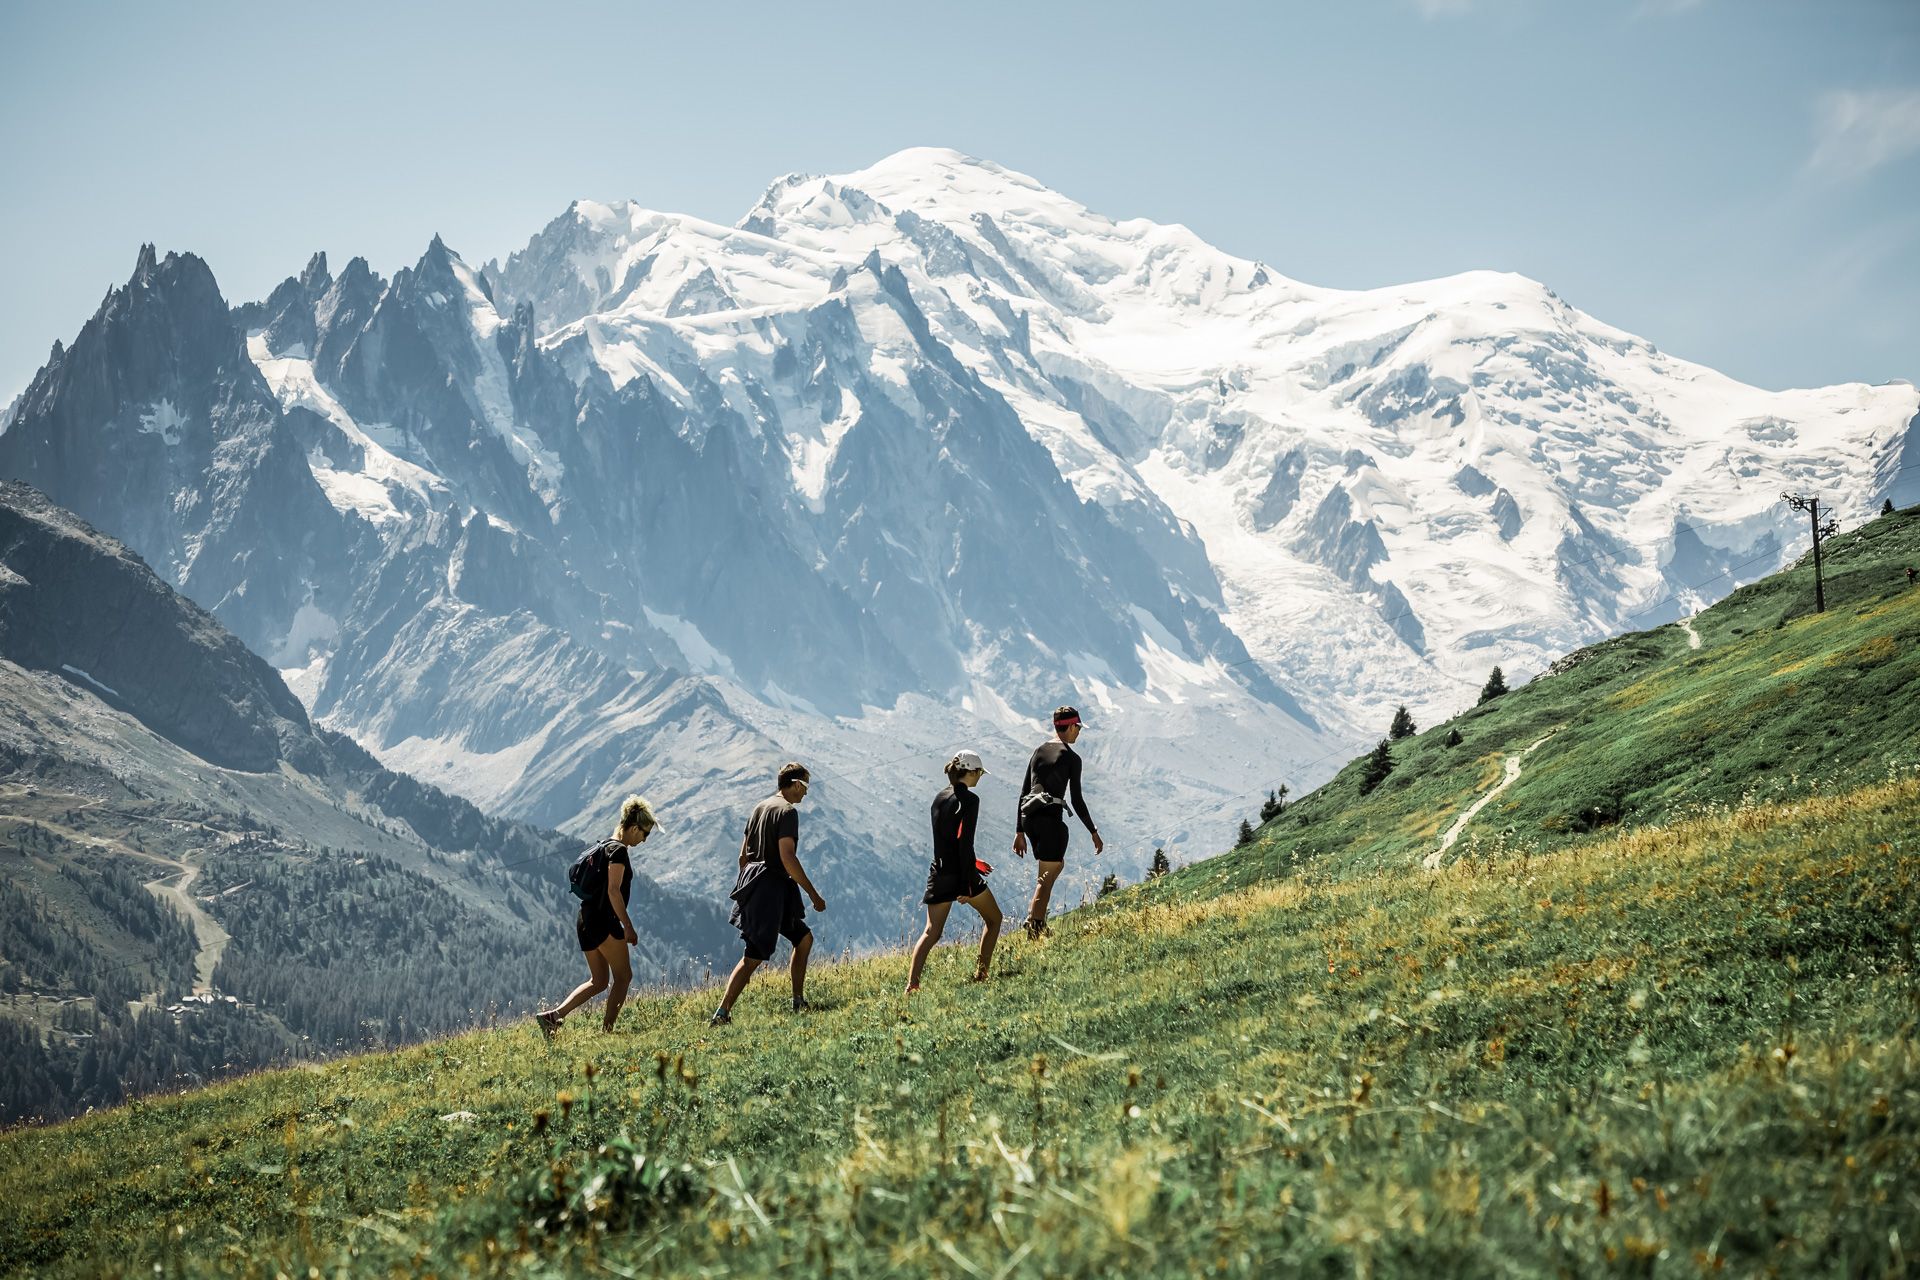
xmin=791 ymin=997 xmax=811 ymax=1013
xmin=708 ymin=1007 xmax=731 ymax=1027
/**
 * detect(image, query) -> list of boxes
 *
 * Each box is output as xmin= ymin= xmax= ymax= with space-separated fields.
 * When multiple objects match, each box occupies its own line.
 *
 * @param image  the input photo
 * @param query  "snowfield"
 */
xmin=38 ymin=146 xmax=1908 ymax=922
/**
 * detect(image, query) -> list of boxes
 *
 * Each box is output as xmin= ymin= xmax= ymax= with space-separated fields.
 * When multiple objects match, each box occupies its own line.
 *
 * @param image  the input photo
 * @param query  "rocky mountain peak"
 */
xmin=300 ymin=250 xmax=331 ymax=293
xmin=1 ymin=149 xmax=1913 ymax=924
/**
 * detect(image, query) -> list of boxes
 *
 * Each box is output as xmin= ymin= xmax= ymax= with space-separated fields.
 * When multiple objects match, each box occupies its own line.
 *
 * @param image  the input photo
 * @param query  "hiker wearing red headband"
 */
xmin=1012 ymin=705 xmax=1102 ymax=937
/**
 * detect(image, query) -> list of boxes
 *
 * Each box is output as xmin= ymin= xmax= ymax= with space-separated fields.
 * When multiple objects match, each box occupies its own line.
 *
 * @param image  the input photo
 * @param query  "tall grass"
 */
xmin=3 ymin=770 xmax=1913 ymax=1277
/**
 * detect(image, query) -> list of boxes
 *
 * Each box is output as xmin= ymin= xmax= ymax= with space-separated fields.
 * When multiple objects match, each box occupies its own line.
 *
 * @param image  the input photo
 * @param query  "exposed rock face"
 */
xmin=2 ymin=150 xmax=1914 ymax=926
xmin=0 ymin=479 xmax=316 ymax=773
xmin=0 ymin=480 xmax=730 ymax=964
xmin=0 ymin=250 xmax=363 ymax=664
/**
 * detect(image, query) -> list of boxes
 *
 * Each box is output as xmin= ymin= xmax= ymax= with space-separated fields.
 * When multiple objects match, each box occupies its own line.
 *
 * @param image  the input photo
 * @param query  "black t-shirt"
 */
xmin=588 ymin=839 xmax=631 ymax=916
xmin=742 ymin=795 xmax=801 ymax=881
xmin=1018 ymin=740 xmax=1096 ymax=835
xmin=930 ymin=783 xmax=979 ymax=872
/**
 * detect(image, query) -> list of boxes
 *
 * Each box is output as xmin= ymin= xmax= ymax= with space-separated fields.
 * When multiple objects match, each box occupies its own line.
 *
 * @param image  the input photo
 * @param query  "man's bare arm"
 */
xmin=778 ymin=837 xmax=827 ymax=910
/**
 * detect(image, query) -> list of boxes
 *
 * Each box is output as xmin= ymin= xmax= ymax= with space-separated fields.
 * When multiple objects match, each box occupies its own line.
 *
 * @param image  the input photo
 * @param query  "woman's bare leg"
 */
xmin=545 ymin=949 xmax=611 ymax=1022
xmin=968 ymin=889 xmax=1003 ymax=980
xmin=1026 ymin=860 xmax=1065 ymax=935
xmin=597 ymin=936 xmax=633 ymax=1032
xmin=907 ymin=901 xmax=954 ymax=991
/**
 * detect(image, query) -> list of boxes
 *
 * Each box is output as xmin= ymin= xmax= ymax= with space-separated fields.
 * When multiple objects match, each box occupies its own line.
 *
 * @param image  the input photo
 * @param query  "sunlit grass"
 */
xmin=2 ymin=768 xmax=1914 ymax=1277
xmin=5 ymin=512 xmax=1916 ymax=1276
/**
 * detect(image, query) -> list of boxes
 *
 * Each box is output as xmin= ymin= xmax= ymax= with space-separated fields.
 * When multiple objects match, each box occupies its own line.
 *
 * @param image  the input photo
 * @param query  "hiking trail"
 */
xmin=141 ymin=860 xmax=230 ymax=994
xmin=1681 ymin=614 xmax=1702 ymax=650
xmin=1425 ymin=732 xmax=1557 ymax=870
xmin=16 ymin=801 xmax=233 ymax=997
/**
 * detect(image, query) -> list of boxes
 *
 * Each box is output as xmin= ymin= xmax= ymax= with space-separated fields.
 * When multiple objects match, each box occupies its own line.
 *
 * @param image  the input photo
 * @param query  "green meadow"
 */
xmin=2 ymin=509 xmax=1916 ymax=1278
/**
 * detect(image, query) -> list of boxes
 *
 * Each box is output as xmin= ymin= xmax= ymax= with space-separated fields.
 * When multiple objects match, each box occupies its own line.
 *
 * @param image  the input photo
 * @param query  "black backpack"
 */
xmin=568 ymin=841 xmax=612 ymax=900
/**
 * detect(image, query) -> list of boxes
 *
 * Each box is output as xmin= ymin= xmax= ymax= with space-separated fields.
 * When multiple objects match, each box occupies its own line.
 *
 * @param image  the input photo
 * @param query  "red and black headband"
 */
xmin=1053 ymin=712 xmax=1081 ymax=730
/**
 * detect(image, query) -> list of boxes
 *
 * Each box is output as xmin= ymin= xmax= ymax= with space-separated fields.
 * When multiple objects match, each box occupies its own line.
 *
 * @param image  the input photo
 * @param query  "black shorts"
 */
xmin=1026 ymin=819 xmax=1070 ymax=862
xmin=730 ymin=872 xmax=811 ymax=962
xmin=576 ymin=903 xmax=625 ymax=953
xmin=923 ymin=862 xmax=988 ymax=906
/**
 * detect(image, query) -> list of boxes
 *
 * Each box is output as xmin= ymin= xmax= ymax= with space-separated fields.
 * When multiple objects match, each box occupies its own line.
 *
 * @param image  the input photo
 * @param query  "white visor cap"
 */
xmin=952 ymin=749 xmax=987 ymax=774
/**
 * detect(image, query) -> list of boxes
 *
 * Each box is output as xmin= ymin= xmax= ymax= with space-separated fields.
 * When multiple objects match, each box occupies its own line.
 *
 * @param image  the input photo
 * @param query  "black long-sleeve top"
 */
xmin=930 ymin=783 xmax=980 ymax=872
xmin=1017 ymin=740 xmax=1097 ymax=835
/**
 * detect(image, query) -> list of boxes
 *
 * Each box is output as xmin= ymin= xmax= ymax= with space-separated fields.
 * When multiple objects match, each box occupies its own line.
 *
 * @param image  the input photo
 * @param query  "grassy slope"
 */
xmin=1 ymin=511 xmax=1916 ymax=1278
xmin=1209 ymin=506 xmax=1920 ymax=896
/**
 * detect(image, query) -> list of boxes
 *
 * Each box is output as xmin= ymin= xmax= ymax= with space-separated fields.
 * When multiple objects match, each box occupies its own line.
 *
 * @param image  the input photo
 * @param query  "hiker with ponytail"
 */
xmin=905 ymin=750 xmax=1003 ymax=992
xmin=537 ymin=795 xmax=658 ymax=1037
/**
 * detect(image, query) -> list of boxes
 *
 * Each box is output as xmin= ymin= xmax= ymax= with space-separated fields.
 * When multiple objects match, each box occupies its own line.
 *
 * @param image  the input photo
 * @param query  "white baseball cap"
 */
xmin=952 ymin=749 xmax=987 ymax=773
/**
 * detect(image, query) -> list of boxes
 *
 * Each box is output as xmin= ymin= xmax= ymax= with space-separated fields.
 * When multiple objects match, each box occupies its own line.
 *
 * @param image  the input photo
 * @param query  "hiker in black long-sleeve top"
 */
xmin=1015 ymin=742 xmax=1097 ymax=842
xmin=1012 ymin=706 xmax=1102 ymax=937
xmin=906 ymin=749 xmax=1004 ymax=991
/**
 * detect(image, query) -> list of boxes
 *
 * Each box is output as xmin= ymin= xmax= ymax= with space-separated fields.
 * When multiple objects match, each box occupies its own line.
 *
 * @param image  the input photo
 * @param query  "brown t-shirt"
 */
xmin=742 ymin=795 xmax=800 ymax=881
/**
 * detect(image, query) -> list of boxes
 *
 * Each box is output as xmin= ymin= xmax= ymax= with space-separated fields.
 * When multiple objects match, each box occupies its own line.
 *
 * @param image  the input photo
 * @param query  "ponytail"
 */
xmin=615 ymin=794 xmax=657 ymax=838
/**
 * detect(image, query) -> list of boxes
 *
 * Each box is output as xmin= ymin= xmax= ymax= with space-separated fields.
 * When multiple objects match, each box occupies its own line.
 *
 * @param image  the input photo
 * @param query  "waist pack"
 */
xmin=1019 ymin=789 xmax=1067 ymax=826
xmin=567 ymin=842 xmax=610 ymax=900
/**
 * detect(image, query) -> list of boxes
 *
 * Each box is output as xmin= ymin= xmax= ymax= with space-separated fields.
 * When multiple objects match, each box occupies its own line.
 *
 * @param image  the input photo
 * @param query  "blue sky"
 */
xmin=1 ymin=0 xmax=1915 ymax=401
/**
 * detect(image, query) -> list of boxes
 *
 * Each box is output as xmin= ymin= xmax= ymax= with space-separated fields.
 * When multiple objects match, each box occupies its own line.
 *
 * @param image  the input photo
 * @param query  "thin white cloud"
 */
xmin=1810 ymin=89 xmax=1920 ymax=180
xmin=1409 ymin=0 xmax=1477 ymax=17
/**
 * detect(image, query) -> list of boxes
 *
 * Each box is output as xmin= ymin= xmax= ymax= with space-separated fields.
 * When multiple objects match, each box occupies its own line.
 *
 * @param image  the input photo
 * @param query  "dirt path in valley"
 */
xmin=140 ymin=860 xmax=230 ymax=994
xmin=8 ymin=800 xmax=234 ymax=997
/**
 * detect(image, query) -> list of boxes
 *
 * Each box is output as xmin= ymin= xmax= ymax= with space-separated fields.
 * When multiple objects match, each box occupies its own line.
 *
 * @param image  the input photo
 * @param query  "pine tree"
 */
xmin=1389 ymin=705 xmax=1416 ymax=740
xmin=1444 ymin=727 xmax=1463 ymax=747
xmin=1259 ymin=784 xmax=1289 ymax=823
xmin=1359 ymin=738 xmax=1394 ymax=794
xmin=1235 ymin=819 xmax=1257 ymax=847
xmin=1884 ymin=498 xmax=1897 ymax=516
xmin=1149 ymin=847 xmax=1171 ymax=878
xmin=1478 ymin=666 xmax=1509 ymax=706
xmin=1097 ymin=873 xmax=1120 ymax=899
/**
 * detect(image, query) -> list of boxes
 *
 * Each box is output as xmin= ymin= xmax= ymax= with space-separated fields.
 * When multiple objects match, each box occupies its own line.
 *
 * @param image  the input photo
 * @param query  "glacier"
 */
xmin=0 ymin=147 xmax=1911 ymax=937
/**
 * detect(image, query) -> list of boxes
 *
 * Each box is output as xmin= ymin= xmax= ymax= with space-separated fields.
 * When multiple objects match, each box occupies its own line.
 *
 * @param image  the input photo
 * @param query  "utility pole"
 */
xmin=1781 ymin=492 xmax=1841 ymax=613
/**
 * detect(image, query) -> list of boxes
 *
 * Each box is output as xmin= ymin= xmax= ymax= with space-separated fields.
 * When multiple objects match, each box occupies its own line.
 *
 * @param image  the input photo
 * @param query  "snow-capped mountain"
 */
xmin=3 ymin=148 xmax=1913 ymax=932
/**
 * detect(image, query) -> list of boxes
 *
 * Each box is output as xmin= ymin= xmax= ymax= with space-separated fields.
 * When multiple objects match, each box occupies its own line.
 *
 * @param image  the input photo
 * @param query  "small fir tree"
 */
xmin=1098 ymin=873 xmax=1120 ymax=899
xmin=1444 ymin=727 xmax=1463 ymax=747
xmin=1235 ymin=818 xmax=1257 ymax=847
xmin=1389 ymin=705 xmax=1417 ymax=740
xmin=1359 ymin=738 xmax=1394 ymax=794
xmin=1259 ymin=785 xmax=1289 ymax=823
xmin=1149 ymin=847 xmax=1171 ymax=878
xmin=1478 ymin=665 xmax=1509 ymax=706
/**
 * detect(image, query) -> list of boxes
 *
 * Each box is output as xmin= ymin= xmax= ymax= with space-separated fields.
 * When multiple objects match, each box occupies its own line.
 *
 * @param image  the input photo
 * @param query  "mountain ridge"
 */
xmin=0 ymin=481 xmax=732 ymax=1124
xmin=3 ymin=494 xmax=1913 ymax=1276
xmin=1 ymin=147 xmax=1912 ymax=922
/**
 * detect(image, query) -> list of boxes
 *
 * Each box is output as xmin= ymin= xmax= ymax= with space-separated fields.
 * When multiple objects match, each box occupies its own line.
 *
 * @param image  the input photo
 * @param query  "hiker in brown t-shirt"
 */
xmin=710 ymin=762 xmax=827 ymax=1025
